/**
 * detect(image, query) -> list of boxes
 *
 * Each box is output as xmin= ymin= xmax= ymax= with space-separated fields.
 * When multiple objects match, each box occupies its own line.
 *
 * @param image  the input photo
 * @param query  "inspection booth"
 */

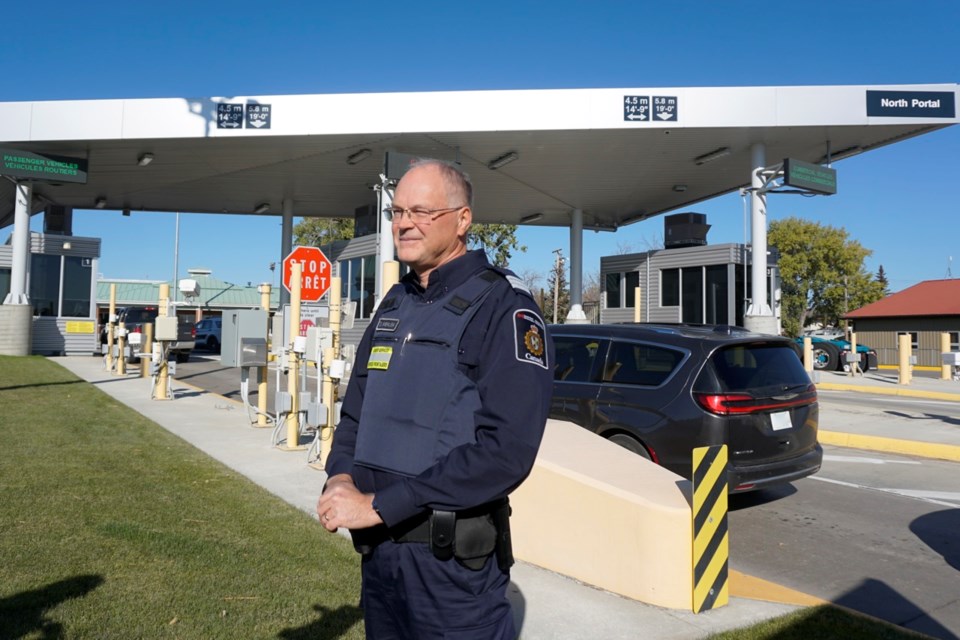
xmin=600 ymin=215 xmax=781 ymax=330
xmin=0 ymin=230 xmax=100 ymax=355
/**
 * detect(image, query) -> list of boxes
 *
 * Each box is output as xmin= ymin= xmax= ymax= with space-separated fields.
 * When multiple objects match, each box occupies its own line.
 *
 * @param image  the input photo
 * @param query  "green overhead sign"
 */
xmin=0 ymin=148 xmax=88 ymax=184
xmin=782 ymin=158 xmax=836 ymax=195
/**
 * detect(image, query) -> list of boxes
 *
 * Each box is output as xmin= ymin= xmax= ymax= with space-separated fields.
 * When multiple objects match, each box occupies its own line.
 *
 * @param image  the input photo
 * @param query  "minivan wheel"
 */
xmin=608 ymin=434 xmax=653 ymax=461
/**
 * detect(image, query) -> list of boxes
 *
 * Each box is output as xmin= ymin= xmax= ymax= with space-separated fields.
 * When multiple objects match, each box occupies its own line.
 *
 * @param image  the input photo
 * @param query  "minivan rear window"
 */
xmin=706 ymin=343 xmax=810 ymax=392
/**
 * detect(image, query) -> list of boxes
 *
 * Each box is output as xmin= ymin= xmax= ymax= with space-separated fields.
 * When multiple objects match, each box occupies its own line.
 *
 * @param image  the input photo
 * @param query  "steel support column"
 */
xmin=280 ymin=198 xmax=294 ymax=306
xmin=376 ymin=178 xmax=395 ymax=304
xmin=744 ymin=143 xmax=778 ymax=334
xmin=3 ymin=181 xmax=31 ymax=305
xmin=565 ymin=208 xmax=587 ymax=324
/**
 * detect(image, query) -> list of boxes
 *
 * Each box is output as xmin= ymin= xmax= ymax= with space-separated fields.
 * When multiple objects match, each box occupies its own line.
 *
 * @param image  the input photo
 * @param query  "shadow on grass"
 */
xmin=0 ymin=574 xmax=104 ymax=639
xmin=0 ymin=380 xmax=85 ymax=392
xmin=277 ymin=603 xmax=364 ymax=639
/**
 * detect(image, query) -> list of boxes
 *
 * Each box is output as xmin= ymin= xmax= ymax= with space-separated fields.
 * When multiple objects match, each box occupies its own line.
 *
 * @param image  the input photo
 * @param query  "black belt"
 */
xmin=393 ymin=514 xmax=431 ymax=543
xmin=352 ymin=499 xmax=510 ymax=571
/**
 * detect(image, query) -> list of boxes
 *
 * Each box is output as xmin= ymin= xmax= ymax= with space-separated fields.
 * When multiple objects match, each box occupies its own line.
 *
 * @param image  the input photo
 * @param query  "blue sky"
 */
xmin=4 ymin=0 xmax=958 ymax=293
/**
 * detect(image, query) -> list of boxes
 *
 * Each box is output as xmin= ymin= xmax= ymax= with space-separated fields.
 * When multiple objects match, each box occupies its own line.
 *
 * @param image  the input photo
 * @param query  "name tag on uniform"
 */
xmin=376 ymin=318 xmax=400 ymax=332
xmin=368 ymin=346 xmax=393 ymax=370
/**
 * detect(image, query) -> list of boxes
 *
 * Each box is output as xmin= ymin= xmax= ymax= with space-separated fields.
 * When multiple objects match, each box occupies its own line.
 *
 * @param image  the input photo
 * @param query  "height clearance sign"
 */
xmin=282 ymin=246 xmax=332 ymax=302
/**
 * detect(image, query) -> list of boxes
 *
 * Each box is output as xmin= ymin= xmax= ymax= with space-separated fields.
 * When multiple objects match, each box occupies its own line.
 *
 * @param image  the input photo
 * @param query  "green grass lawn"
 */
xmin=0 ymin=356 xmax=363 ymax=639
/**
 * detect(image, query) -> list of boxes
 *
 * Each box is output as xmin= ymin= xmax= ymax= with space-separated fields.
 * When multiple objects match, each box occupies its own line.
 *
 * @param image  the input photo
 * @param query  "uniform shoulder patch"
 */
xmin=513 ymin=309 xmax=548 ymax=369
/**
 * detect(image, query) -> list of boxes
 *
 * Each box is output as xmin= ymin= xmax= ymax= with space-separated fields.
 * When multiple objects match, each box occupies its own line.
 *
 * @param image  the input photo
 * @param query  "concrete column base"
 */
xmin=564 ymin=304 xmax=589 ymax=324
xmin=743 ymin=314 xmax=779 ymax=336
xmin=0 ymin=304 xmax=33 ymax=356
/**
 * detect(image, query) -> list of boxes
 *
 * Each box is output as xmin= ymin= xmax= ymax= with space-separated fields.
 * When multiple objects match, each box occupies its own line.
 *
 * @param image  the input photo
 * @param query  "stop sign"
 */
xmin=282 ymin=246 xmax=332 ymax=302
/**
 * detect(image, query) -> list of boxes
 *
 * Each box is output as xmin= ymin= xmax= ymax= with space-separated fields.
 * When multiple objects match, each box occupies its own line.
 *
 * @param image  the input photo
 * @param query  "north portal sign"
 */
xmin=0 ymin=148 xmax=88 ymax=184
xmin=282 ymin=246 xmax=332 ymax=302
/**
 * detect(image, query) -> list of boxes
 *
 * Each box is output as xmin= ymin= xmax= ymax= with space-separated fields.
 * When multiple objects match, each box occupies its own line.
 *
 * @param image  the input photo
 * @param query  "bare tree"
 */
xmin=517 ymin=267 xmax=544 ymax=293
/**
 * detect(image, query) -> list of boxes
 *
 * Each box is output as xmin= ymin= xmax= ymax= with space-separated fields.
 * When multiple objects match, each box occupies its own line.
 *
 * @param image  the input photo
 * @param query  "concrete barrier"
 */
xmin=511 ymin=419 xmax=693 ymax=610
xmin=0 ymin=304 xmax=32 ymax=355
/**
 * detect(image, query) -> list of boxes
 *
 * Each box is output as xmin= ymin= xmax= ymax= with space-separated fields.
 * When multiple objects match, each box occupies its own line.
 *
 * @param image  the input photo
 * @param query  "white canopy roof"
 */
xmin=1 ymin=83 xmax=956 ymax=228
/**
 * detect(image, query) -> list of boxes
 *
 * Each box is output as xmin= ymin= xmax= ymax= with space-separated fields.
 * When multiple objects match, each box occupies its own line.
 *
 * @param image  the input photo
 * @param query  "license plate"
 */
xmin=770 ymin=411 xmax=792 ymax=431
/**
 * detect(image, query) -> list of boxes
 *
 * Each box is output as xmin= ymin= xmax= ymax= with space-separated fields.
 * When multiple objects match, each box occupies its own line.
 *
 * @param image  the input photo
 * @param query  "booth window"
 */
xmin=950 ymin=332 xmax=959 ymax=352
xmin=0 ymin=267 xmax=10 ymax=301
xmin=30 ymin=254 xmax=61 ymax=316
xmin=606 ymin=271 xmax=640 ymax=309
xmin=681 ymin=266 xmax=703 ymax=323
xmin=339 ymin=255 xmax=377 ymax=320
xmin=624 ymin=271 xmax=640 ymax=308
xmin=661 ymin=268 xmax=679 ymax=306
xmin=605 ymin=272 xmax=621 ymax=308
xmin=705 ymin=265 xmax=729 ymax=325
xmin=62 ymin=256 xmax=93 ymax=317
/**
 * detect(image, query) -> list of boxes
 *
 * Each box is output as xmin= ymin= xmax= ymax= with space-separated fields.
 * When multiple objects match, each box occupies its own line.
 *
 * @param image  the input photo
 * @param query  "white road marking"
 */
xmin=819 ymin=392 xmax=960 ymax=408
xmin=823 ymin=454 xmax=921 ymax=465
xmin=810 ymin=476 xmax=960 ymax=508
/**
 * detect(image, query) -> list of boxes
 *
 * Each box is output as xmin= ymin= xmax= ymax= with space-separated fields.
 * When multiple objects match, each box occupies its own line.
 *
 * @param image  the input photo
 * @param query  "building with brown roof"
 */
xmin=845 ymin=279 xmax=960 ymax=367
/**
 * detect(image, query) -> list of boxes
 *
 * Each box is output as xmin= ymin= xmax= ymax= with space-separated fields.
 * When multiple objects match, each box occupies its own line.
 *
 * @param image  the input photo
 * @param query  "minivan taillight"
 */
xmin=695 ymin=384 xmax=817 ymax=416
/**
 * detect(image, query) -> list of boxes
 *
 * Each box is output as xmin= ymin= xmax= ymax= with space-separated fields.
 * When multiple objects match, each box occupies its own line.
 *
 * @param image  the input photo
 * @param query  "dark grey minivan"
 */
xmin=550 ymin=323 xmax=822 ymax=492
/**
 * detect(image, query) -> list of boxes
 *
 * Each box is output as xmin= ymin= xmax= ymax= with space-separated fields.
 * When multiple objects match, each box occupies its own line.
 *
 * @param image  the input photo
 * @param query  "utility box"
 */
xmin=155 ymin=316 xmax=179 ymax=341
xmin=942 ymin=352 xmax=960 ymax=366
xmin=305 ymin=326 xmax=334 ymax=364
xmin=222 ymin=310 xmax=269 ymax=367
xmin=239 ymin=338 xmax=267 ymax=367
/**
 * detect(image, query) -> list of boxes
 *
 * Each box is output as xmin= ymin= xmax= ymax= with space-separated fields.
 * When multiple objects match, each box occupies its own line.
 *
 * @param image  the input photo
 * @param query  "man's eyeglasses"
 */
xmin=383 ymin=205 xmax=465 ymax=223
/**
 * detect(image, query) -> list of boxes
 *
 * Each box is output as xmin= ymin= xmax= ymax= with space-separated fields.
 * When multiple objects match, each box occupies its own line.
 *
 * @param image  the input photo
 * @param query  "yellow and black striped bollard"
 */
xmin=692 ymin=444 xmax=729 ymax=613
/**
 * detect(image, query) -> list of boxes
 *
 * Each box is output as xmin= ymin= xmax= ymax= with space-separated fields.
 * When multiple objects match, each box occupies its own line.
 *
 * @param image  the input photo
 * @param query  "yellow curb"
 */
xmin=729 ymin=570 xmax=826 ymax=606
xmin=816 ymin=381 xmax=960 ymax=403
xmin=818 ymin=430 xmax=960 ymax=462
xmin=878 ymin=364 xmax=942 ymax=372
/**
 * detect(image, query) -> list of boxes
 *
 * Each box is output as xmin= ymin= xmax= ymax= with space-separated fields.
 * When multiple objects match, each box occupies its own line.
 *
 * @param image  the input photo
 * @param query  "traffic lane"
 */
xmin=818 ymin=390 xmax=960 ymax=447
xmin=813 ymin=448 xmax=960 ymax=507
xmin=174 ymin=354 xmax=339 ymax=412
xmin=820 ymin=390 xmax=960 ymax=418
xmin=728 ymin=445 xmax=960 ymax=640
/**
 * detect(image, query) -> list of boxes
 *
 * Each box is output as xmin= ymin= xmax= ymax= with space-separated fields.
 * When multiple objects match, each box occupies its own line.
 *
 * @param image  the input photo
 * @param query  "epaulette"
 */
xmin=489 ymin=265 xmax=534 ymax=299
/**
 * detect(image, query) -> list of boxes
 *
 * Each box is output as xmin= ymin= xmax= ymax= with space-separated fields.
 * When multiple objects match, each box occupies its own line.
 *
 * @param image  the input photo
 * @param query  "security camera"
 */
xmin=178 ymin=278 xmax=200 ymax=297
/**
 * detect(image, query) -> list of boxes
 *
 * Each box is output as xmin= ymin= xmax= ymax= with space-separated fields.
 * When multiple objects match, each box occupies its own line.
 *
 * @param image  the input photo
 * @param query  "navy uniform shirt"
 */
xmin=325 ymin=250 xmax=553 ymax=528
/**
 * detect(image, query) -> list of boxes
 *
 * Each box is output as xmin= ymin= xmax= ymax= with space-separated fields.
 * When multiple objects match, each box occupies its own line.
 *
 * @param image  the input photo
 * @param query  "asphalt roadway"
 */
xmin=53 ymin=355 xmax=960 ymax=639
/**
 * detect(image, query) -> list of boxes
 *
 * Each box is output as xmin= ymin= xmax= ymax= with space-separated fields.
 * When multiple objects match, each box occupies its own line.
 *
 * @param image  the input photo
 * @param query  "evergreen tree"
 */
xmin=875 ymin=265 xmax=890 ymax=296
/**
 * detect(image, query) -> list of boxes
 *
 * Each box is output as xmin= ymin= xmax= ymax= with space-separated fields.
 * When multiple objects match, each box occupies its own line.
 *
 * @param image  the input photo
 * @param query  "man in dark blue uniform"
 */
xmin=317 ymin=158 xmax=552 ymax=639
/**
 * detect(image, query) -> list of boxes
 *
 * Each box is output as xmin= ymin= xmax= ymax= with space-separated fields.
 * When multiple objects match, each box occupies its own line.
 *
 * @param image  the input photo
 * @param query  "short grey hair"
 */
xmin=407 ymin=158 xmax=474 ymax=208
